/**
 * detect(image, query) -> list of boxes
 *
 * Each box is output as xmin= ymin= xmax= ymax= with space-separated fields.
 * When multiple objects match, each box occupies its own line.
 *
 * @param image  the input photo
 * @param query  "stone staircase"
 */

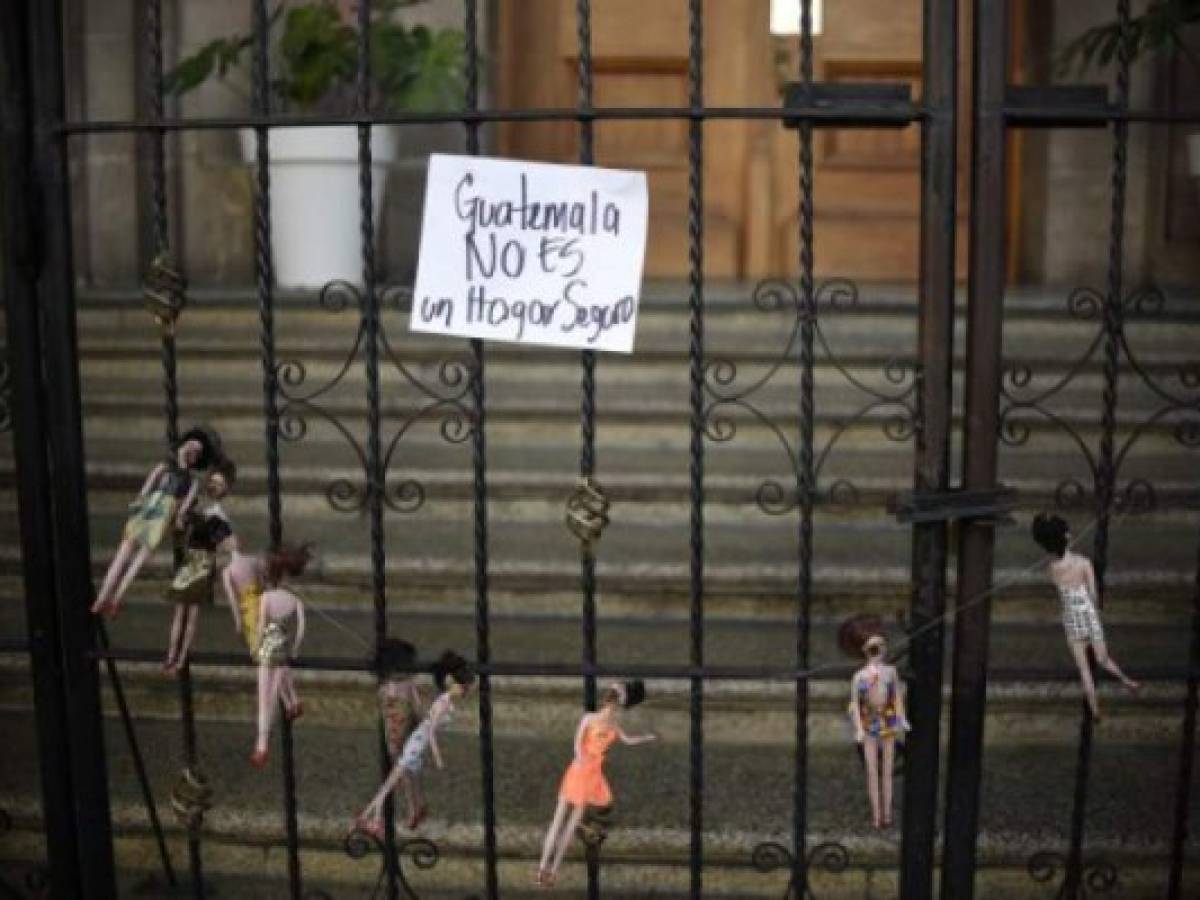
xmin=1 ymin=282 xmax=1198 ymax=897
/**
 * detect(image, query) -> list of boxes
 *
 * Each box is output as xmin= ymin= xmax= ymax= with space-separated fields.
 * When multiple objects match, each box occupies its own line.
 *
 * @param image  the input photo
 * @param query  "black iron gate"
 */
xmin=1 ymin=0 xmax=1198 ymax=898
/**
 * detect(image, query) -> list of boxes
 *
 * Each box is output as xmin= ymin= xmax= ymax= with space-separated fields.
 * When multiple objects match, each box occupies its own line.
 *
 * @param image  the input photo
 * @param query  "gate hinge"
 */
xmin=888 ymin=485 xmax=1018 ymax=525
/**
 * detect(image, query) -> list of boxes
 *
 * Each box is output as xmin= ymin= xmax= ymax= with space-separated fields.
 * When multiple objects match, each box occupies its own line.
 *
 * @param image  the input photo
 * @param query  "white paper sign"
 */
xmin=411 ymin=154 xmax=649 ymax=353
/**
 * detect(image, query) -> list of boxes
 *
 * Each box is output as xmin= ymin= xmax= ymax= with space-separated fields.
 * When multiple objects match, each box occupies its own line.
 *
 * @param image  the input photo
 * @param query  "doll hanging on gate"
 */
xmin=91 ymin=425 xmax=221 ymax=617
xmin=840 ymin=615 xmax=910 ymax=830
xmin=1031 ymin=513 xmax=1139 ymax=721
xmin=536 ymin=680 xmax=658 ymax=888
xmin=377 ymin=638 xmax=426 ymax=765
xmin=162 ymin=457 xmax=238 ymax=675
xmin=354 ymin=650 xmax=474 ymax=837
xmin=249 ymin=543 xmax=311 ymax=767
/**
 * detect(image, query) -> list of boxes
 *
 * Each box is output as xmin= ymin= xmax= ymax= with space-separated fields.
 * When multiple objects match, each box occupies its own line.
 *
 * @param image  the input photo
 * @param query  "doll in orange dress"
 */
xmin=535 ymin=680 xmax=657 ymax=888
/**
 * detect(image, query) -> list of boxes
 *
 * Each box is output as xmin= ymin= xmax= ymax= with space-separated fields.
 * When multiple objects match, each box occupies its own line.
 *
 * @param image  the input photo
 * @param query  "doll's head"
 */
xmin=377 ymin=638 xmax=418 ymax=682
xmin=1031 ymin=512 xmax=1069 ymax=559
xmin=206 ymin=458 xmax=237 ymax=500
xmin=432 ymin=650 xmax=475 ymax=698
xmin=863 ymin=634 xmax=887 ymax=660
xmin=178 ymin=425 xmax=221 ymax=471
xmin=602 ymin=680 xmax=646 ymax=711
xmin=838 ymin=613 xmax=887 ymax=661
xmin=264 ymin=542 xmax=313 ymax=587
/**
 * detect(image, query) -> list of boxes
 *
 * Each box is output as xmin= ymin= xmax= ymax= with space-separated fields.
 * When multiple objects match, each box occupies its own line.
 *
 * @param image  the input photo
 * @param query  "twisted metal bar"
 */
xmin=143 ymin=0 xmax=203 ymax=892
xmin=1168 ymin=523 xmax=1200 ymax=898
xmin=1063 ymin=2 xmax=1130 ymax=894
xmin=0 ymin=358 xmax=10 ymax=433
xmin=686 ymin=1 xmax=705 ymax=896
xmin=574 ymin=2 xmax=601 ymax=895
xmin=464 ymin=1 xmax=499 ymax=895
xmin=251 ymin=2 xmax=302 ymax=896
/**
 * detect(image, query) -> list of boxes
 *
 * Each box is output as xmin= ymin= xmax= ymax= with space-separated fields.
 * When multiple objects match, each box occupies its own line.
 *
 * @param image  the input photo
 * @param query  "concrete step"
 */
xmin=0 ymin=704 xmax=1196 ymax=898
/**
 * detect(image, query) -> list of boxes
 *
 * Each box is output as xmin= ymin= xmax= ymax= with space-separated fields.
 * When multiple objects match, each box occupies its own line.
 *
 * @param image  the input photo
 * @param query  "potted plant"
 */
xmin=1060 ymin=1 xmax=1200 ymax=201
xmin=166 ymin=0 xmax=466 ymax=288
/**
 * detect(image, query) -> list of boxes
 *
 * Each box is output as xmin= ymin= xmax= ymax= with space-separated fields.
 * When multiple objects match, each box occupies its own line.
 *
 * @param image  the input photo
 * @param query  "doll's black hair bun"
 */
xmin=432 ymin=649 xmax=475 ymax=689
xmin=623 ymin=679 xmax=646 ymax=709
xmin=1031 ymin=512 xmax=1069 ymax=557
xmin=180 ymin=424 xmax=223 ymax=470
xmin=377 ymin=638 xmax=417 ymax=674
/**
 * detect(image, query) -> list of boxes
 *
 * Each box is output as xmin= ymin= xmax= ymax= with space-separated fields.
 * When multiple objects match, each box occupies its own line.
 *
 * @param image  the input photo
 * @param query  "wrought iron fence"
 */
xmin=0 ymin=0 xmax=1199 ymax=898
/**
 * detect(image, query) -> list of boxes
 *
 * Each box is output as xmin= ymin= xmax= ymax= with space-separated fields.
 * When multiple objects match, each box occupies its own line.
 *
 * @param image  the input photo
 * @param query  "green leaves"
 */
xmin=162 ymin=0 xmax=466 ymax=113
xmin=1058 ymin=0 xmax=1200 ymax=75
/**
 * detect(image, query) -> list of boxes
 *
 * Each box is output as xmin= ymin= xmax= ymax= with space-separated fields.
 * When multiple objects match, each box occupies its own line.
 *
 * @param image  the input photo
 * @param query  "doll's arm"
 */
xmin=141 ymin=463 xmax=166 ymax=497
xmin=1084 ymin=557 xmax=1101 ymax=607
xmin=292 ymin=599 xmax=306 ymax=659
xmin=429 ymin=705 xmax=446 ymax=769
xmin=617 ymin=727 xmax=658 ymax=746
xmin=410 ymin=682 xmax=426 ymax=719
xmin=573 ymin=714 xmax=591 ymax=761
xmin=222 ymin=565 xmax=242 ymax=633
xmin=849 ymin=674 xmax=865 ymax=742
xmin=893 ymin=669 xmax=912 ymax=731
xmin=175 ymin=481 xmax=200 ymax=528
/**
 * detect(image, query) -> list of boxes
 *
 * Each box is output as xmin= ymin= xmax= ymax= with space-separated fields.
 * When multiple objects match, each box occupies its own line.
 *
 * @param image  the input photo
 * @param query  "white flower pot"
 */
xmin=239 ymin=126 xmax=398 ymax=289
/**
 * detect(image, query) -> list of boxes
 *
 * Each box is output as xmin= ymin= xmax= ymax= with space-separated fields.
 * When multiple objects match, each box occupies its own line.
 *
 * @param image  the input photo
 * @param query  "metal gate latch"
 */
xmin=566 ymin=476 xmax=610 ymax=551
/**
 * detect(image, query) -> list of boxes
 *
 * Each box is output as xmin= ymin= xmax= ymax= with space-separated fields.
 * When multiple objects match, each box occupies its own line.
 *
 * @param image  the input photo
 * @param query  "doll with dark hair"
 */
xmin=1031 ymin=512 xmax=1139 ymax=720
xmin=249 ymin=543 xmax=311 ymax=767
xmin=377 ymin=638 xmax=426 ymax=764
xmin=162 ymin=457 xmax=238 ymax=674
xmin=355 ymin=650 xmax=474 ymax=836
xmin=91 ymin=425 xmax=221 ymax=617
xmin=841 ymin=615 xmax=910 ymax=829
xmin=536 ymin=680 xmax=657 ymax=888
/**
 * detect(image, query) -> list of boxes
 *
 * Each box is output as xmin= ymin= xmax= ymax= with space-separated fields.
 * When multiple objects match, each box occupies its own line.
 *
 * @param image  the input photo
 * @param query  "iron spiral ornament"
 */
xmin=750 ymin=839 xmax=851 ymax=899
xmin=343 ymin=824 xmax=441 ymax=900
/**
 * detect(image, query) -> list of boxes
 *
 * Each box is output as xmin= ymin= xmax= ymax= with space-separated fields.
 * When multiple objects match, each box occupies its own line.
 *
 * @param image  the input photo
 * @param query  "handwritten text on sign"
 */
xmin=411 ymin=154 xmax=649 ymax=353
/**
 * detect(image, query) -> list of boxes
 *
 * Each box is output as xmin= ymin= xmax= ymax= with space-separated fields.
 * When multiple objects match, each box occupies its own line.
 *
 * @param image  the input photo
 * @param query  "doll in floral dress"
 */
xmin=91 ymin=426 xmax=220 ymax=617
xmin=841 ymin=615 xmax=910 ymax=829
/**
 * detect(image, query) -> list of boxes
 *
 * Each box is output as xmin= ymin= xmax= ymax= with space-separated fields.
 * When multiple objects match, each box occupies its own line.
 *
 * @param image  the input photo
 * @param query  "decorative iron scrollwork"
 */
xmin=142 ymin=252 xmax=187 ymax=334
xmin=705 ymin=277 xmax=918 ymax=515
xmin=565 ymin=476 xmax=611 ymax=550
xmin=344 ymin=825 xmax=440 ymax=900
xmin=751 ymin=839 xmax=850 ymax=899
xmin=576 ymin=803 xmax=614 ymax=848
xmin=1027 ymin=851 xmax=1118 ymax=897
xmin=275 ymin=280 xmax=474 ymax=517
xmin=168 ymin=767 xmax=213 ymax=832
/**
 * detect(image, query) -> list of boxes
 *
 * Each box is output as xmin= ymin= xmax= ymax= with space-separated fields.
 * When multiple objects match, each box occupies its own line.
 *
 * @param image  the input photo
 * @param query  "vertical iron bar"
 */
xmin=144 ymin=0 xmax=205 ymax=891
xmin=792 ymin=1 xmax=817 ymax=895
xmin=685 ymin=1 xmax=705 ymax=897
xmin=941 ymin=1 xmax=1007 ymax=896
xmin=574 ymin=1 xmax=600 ymax=897
xmin=354 ymin=4 xmax=400 ymax=899
xmin=0 ymin=4 xmax=84 ymax=891
xmin=251 ymin=3 xmax=302 ymax=897
xmin=1065 ymin=2 xmax=1131 ymax=895
xmin=1168 ymin=525 xmax=1200 ymax=898
xmin=464 ymin=1 xmax=500 ymax=896
xmin=900 ymin=0 xmax=958 ymax=894
xmin=20 ymin=0 xmax=118 ymax=894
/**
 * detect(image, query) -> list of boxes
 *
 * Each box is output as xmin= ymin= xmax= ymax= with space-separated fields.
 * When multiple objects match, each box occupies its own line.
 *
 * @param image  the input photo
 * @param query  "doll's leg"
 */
xmin=1069 ymin=641 xmax=1101 ymax=719
xmin=93 ymin=540 xmax=135 ymax=611
xmin=881 ymin=737 xmax=896 ymax=827
xmin=1091 ymin=640 xmax=1140 ymax=691
xmin=863 ymin=735 xmax=882 ymax=828
xmin=550 ymin=803 xmax=587 ymax=875
xmin=177 ymin=605 xmax=200 ymax=668
xmin=405 ymin=772 xmax=429 ymax=829
xmin=538 ymin=798 xmax=571 ymax=878
xmin=280 ymin=668 xmax=301 ymax=716
xmin=363 ymin=761 xmax=409 ymax=823
xmin=254 ymin=662 xmax=279 ymax=754
xmin=109 ymin=545 xmax=152 ymax=613
xmin=164 ymin=604 xmax=186 ymax=669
